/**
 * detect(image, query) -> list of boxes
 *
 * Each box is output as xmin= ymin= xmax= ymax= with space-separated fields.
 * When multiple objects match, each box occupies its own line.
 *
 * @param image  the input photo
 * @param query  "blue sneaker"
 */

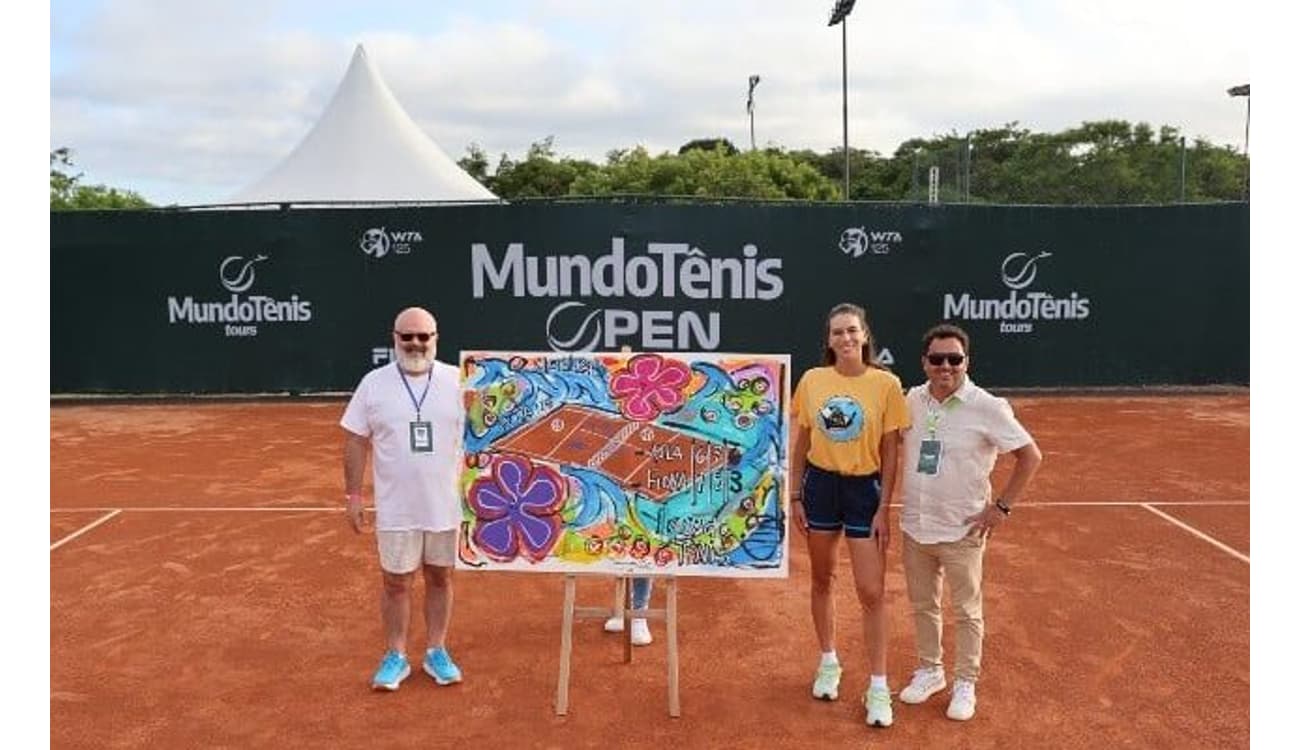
xmin=371 ymin=649 xmax=410 ymax=691
xmin=423 ymin=646 xmax=463 ymax=685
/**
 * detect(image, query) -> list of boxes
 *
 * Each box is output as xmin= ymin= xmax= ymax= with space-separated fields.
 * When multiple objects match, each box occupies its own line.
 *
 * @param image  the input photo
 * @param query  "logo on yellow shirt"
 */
xmin=818 ymin=396 xmax=864 ymax=442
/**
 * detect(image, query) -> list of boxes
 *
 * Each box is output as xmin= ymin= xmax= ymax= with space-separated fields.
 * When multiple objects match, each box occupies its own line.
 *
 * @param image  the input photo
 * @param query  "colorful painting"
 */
xmin=458 ymin=351 xmax=790 ymax=578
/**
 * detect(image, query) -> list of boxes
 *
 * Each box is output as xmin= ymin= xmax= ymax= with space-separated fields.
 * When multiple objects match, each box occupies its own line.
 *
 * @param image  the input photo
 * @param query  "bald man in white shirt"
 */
xmin=896 ymin=323 xmax=1042 ymax=722
xmin=342 ymin=306 xmax=466 ymax=692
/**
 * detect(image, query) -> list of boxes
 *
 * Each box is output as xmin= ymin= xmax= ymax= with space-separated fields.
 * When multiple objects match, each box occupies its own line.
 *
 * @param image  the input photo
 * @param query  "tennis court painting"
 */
xmin=458 ymin=351 xmax=790 ymax=578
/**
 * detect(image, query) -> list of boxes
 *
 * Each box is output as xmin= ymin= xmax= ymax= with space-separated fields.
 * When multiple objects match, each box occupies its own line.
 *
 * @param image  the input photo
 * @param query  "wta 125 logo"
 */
xmin=166 ymin=254 xmax=313 ymax=337
xmin=360 ymin=227 xmax=423 ymax=258
xmin=943 ymin=250 xmax=1090 ymax=334
xmin=839 ymin=227 xmax=903 ymax=258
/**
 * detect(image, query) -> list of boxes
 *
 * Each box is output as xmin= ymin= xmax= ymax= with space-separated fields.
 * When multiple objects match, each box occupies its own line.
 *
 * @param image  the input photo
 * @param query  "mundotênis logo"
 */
xmin=360 ymin=227 xmax=423 ymax=258
xmin=219 ymin=254 xmax=267 ymax=292
xmin=166 ymin=254 xmax=313 ymax=337
xmin=942 ymin=250 xmax=1091 ymax=335
xmin=1000 ymin=251 xmax=1052 ymax=290
xmin=472 ymin=237 xmax=784 ymax=353
xmin=839 ymin=227 xmax=903 ymax=258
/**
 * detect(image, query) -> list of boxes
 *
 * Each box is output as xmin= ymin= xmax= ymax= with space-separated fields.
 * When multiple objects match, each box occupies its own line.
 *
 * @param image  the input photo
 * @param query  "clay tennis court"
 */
xmin=490 ymin=403 xmax=729 ymax=502
xmin=50 ymin=393 xmax=1249 ymax=749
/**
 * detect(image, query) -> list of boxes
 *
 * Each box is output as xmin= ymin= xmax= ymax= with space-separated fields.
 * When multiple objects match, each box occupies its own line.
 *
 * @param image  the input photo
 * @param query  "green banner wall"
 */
xmin=51 ymin=201 xmax=1248 ymax=394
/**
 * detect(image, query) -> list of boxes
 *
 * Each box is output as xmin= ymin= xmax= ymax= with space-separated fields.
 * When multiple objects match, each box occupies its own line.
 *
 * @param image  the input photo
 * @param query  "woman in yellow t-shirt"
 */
xmin=790 ymin=303 xmax=910 ymax=729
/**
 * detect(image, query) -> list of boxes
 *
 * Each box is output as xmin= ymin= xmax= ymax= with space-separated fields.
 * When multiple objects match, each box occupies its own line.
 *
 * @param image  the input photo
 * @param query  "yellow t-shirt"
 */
xmin=792 ymin=366 xmax=911 ymax=476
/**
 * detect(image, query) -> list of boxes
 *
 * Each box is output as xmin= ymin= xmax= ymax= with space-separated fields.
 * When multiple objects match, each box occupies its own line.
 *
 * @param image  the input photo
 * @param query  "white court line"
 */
xmin=50 ymin=506 xmax=344 ymax=513
xmin=1141 ymin=503 xmax=1250 ymax=564
xmin=49 ymin=501 xmax=1248 ymax=513
xmin=1003 ymin=501 xmax=1250 ymax=507
xmin=50 ymin=509 xmax=122 ymax=551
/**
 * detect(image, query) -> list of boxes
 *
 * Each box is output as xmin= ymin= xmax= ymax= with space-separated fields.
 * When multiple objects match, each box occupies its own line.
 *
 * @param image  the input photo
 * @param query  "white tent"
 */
xmin=231 ymin=45 xmax=498 ymax=204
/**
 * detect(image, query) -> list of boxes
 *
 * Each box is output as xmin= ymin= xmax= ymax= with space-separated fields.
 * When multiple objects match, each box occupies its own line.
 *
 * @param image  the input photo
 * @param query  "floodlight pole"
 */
xmin=1242 ymin=94 xmax=1250 ymax=199
xmin=828 ymin=1 xmax=858 ymax=201
xmin=747 ymin=75 xmax=761 ymax=151
xmin=1228 ymin=84 xmax=1250 ymax=199
xmin=841 ymin=23 xmax=849 ymax=200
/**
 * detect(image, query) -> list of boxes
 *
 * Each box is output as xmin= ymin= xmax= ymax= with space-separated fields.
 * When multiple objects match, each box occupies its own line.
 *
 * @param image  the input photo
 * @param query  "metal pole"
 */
xmin=842 ymin=21 xmax=849 ymax=200
xmin=1244 ymin=96 xmax=1250 ymax=156
xmin=1244 ymin=96 xmax=1250 ymax=199
xmin=911 ymin=151 xmax=919 ymax=199
xmin=965 ymin=136 xmax=972 ymax=202
xmin=750 ymin=110 xmax=755 ymax=151
xmin=1181 ymin=136 xmax=1189 ymax=201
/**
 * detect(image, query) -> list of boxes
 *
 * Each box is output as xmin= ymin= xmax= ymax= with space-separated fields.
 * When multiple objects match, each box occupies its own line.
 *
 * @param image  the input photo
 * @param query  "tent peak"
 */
xmin=230 ymin=45 xmax=498 ymax=204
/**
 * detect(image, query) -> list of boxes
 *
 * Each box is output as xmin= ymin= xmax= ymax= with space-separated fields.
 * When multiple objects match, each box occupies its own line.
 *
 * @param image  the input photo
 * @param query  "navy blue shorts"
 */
xmin=801 ymin=463 xmax=882 ymax=538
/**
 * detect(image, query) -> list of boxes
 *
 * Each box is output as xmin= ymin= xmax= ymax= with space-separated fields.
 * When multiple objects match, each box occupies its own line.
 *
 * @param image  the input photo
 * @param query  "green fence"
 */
xmin=51 ymin=201 xmax=1248 ymax=394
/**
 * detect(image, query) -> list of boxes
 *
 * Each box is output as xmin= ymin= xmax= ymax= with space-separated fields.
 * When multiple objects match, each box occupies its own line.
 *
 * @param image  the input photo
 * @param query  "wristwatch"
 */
xmin=994 ymin=499 xmax=1012 ymax=516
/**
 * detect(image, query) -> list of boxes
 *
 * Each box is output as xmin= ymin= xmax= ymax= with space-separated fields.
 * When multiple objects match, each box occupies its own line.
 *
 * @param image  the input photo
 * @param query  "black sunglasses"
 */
xmin=926 ymin=353 xmax=966 ymax=366
xmin=395 ymin=331 xmax=437 ymax=342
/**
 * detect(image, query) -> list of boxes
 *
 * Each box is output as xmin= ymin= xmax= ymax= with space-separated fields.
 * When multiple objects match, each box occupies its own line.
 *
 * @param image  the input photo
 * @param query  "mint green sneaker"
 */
xmin=423 ymin=646 xmax=463 ymax=685
xmin=864 ymin=685 xmax=894 ymax=727
xmin=812 ymin=662 xmax=843 ymax=700
xmin=371 ymin=650 xmax=410 ymax=691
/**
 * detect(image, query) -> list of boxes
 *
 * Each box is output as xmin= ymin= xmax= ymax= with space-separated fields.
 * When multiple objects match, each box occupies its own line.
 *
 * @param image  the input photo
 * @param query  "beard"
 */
xmin=396 ymin=347 xmax=433 ymax=374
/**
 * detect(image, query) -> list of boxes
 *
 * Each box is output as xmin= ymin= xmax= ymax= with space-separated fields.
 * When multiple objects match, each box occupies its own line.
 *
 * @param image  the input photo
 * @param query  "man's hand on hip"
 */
xmin=965 ymin=503 xmax=1007 ymax=538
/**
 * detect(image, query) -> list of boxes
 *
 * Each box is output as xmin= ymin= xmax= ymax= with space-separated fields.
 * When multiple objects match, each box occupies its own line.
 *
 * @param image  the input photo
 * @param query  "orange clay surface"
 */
xmin=50 ymin=395 xmax=1249 ymax=749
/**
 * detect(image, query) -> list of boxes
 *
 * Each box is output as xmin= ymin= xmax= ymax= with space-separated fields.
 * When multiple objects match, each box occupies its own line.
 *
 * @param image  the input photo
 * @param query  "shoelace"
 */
xmin=912 ymin=668 xmax=943 ymax=685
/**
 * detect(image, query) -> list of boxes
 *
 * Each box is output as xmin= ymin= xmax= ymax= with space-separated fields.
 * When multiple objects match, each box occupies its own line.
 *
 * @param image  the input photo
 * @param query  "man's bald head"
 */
xmin=391 ymin=307 xmax=439 ymax=374
xmin=393 ymin=307 xmax=436 ymax=333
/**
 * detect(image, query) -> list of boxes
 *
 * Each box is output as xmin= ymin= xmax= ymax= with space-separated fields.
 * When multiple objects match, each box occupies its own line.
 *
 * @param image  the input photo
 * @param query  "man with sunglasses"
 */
xmin=896 ymin=323 xmax=1042 ymax=721
xmin=341 ymin=307 xmax=466 ymax=691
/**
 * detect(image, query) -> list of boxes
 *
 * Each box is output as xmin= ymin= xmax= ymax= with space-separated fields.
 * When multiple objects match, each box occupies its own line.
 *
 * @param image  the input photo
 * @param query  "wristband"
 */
xmin=345 ymin=492 xmax=363 ymax=503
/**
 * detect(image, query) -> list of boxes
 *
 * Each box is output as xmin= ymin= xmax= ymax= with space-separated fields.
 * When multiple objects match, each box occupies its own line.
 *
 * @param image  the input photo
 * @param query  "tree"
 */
xmin=568 ymin=145 xmax=838 ymax=200
xmin=51 ymin=148 xmax=151 ymax=210
xmin=456 ymin=120 xmax=1247 ymax=204
xmin=488 ymin=137 xmax=600 ymax=198
xmin=457 ymin=143 xmax=492 ymax=189
xmin=677 ymin=138 xmax=738 ymax=156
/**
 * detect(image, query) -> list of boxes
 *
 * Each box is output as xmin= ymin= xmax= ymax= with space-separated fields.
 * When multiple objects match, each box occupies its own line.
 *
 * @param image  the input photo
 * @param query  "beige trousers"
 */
xmin=902 ymin=531 xmax=987 ymax=683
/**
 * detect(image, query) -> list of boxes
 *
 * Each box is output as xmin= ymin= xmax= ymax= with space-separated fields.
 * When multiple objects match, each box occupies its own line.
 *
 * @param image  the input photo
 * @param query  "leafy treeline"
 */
xmin=462 ymin=120 xmax=1248 ymax=204
xmin=50 ymin=118 xmax=1248 ymax=209
xmin=50 ymin=148 xmax=151 ymax=210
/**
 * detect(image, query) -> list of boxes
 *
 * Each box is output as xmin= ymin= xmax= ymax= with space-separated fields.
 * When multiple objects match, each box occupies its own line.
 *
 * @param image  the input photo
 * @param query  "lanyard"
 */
xmin=925 ymin=393 xmax=959 ymax=438
xmin=924 ymin=408 xmax=942 ymax=438
xmin=396 ymin=365 xmax=432 ymax=420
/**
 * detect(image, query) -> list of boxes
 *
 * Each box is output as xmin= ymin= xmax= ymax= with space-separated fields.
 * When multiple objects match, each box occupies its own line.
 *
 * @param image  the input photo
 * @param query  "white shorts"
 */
xmin=376 ymin=529 xmax=457 ymax=573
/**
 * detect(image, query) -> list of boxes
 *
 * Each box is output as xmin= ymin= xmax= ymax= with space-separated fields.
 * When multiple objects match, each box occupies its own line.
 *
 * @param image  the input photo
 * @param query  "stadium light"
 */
xmin=1228 ymin=83 xmax=1249 ymax=198
xmin=828 ymin=1 xmax=858 ymax=200
xmin=747 ymin=74 xmax=761 ymax=151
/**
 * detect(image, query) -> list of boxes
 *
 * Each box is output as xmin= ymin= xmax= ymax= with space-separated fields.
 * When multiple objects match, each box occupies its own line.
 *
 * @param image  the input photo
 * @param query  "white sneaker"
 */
xmin=899 ymin=666 xmax=946 ymax=704
xmin=864 ymin=685 xmax=893 ymax=728
xmin=629 ymin=618 xmax=652 ymax=646
xmin=603 ymin=615 xmax=625 ymax=633
xmin=946 ymin=678 xmax=977 ymax=721
xmin=811 ymin=662 xmax=842 ymax=700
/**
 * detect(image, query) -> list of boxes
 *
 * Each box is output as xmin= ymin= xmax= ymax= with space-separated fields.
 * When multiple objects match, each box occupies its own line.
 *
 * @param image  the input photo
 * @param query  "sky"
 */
xmin=48 ymin=0 xmax=1253 ymax=206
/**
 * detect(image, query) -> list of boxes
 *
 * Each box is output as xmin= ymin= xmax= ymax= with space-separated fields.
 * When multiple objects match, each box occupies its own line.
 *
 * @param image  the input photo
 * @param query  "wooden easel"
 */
xmin=554 ymin=346 xmax=681 ymax=717
xmin=555 ymin=574 xmax=680 ymax=717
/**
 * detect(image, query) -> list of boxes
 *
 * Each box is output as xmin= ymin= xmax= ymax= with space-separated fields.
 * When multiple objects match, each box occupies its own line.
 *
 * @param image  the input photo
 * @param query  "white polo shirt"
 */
xmin=899 ymin=378 xmax=1033 ymax=544
xmin=340 ymin=361 xmax=463 ymax=532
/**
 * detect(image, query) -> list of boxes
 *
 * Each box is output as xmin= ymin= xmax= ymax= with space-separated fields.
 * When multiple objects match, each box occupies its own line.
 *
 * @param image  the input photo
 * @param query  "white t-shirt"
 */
xmin=899 ymin=378 xmax=1033 ymax=544
xmin=340 ymin=361 xmax=463 ymax=532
